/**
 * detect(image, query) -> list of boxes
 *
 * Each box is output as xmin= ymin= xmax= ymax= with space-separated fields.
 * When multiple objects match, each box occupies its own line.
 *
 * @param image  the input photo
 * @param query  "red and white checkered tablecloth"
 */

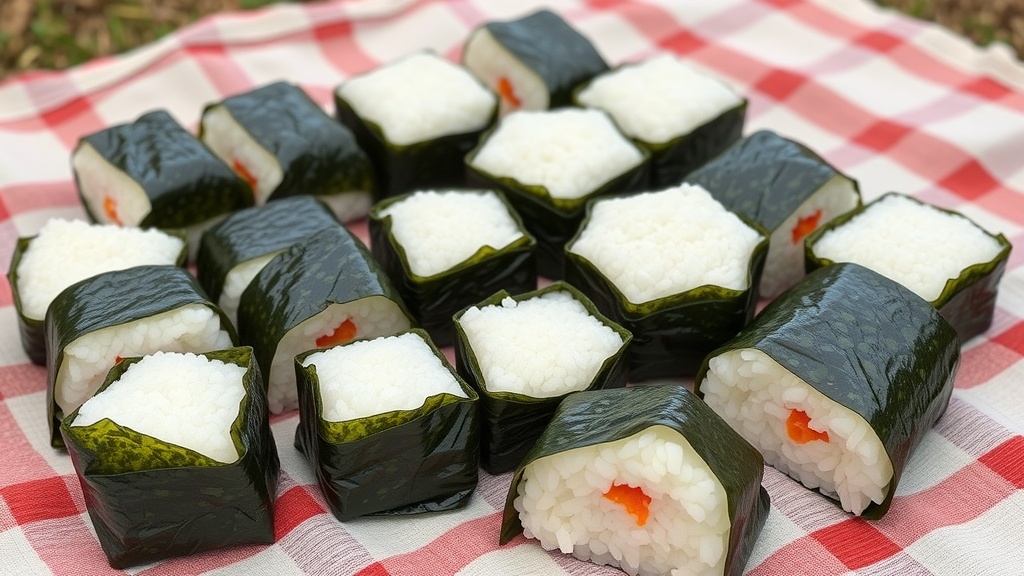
xmin=2 ymin=0 xmax=1023 ymax=574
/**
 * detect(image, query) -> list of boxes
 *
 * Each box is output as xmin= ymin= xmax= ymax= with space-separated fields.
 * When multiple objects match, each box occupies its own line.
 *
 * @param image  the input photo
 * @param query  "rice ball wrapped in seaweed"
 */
xmin=453 ymin=282 xmax=631 ymax=474
xmin=8 ymin=219 xmax=186 ymax=365
xmin=294 ymin=330 xmax=479 ymax=521
xmin=61 ymin=348 xmax=279 ymax=569
xmin=72 ymin=110 xmax=253 ymax=256
xmin=466 ymin=108 xmax=649 ymax=278
xmin=500 ymin=385 xmax=770 ymax=576
xmin=805 ymin=192 xmax=1011 ymax=342
xmin=696 ymin=263 xmax=960 ymax=518
xmin=463 ymin=9 xmax=608 ymax=114
xmin=334 ymin=51 xmax=498 ymax=198
xmin=197 ymin=196 xmax=342 ymax=328
xmin=237 ymin=225 xmax=413 ymax=414
xmin=565 ymin=184 xmax=768 ymax=381
xmin=46 ymin=265 xmax=236 ymax=447
xmin=686 ymin=130 xmax=861 ymax=298
xmin=575 ymin=54 xmax=747 ymax=188
xmin=199 ymin=81 xmax=376 ymax=221
xmin=369 ymin=189 xmax=536 ymax=345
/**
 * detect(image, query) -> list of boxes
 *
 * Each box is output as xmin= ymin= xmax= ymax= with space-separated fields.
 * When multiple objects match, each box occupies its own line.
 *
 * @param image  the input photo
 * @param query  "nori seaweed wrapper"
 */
xmin=60 ymin=346 xmax=279 ymax=569
xmin=236 ymin=225 xmax=414 ymax=401
xmin=695 ymin=263 xmax=960 ymax=519
xmin=499 ymin=385 xmax=770 ymax=576
xmin=368 ymin=190 xmax=537 ymax=346
xmin=466 ymin=128 xmax=650 ymax=279
xmin=804 ymin=192 xmax=1012 ymax=343
xmin=197 ymin=195 xmax=341 ymax=306
xmin=452 ymin=282 xmax=632 ymax=474
xmin=686 ymin=129 xmax=861 ymax=233
xmin=467 ymin=9 xmax=609 ymax=109
xmin=200 ymin=81 xmax=376 ymax=203
xmin=293 ymin=329 xmax=479 ymax=521
xmin=74 ymin=110 xmax=253 ymax=228
xmin=7 ymin=228 xmax=188 ymax=366
xmin=334 ymin=54 xmax=499 ymax=198
xmin=45 ymin=265 xmax=237 ymax=448
xmin=564 ymin=205 xmax=769 ymax=381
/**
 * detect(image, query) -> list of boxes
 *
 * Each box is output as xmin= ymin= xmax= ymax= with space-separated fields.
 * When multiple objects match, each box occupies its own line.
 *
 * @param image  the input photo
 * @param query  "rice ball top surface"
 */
xmin=303 ymin=332 xmax=466 ymax=423
xmin=337 ymin=52 xmax=496 ymax=146
xmin=457 ymin=291 xmax=624 ymax=398
xmin=576 ymin=54 xmax=743 ymax=145
xmin=569 ymin=184 xmax=762 ymax=304
xmin=72 ymin=351 xmax=247 ymax=464
xmin=810 ymin=194 xmax=1004 ymax=302
xmin=16 ymin=218 xmax=184 ymax=320
xmin=379 ymin=189 xmax=526 ymax=277
xmin=469 ymin=109 xmax=645 ymax=200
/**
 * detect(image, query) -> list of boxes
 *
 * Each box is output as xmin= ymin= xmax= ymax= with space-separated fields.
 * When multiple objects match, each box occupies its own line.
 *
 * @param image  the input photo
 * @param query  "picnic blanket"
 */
xmin=2 ymin=0 xmax=1023 ymax=574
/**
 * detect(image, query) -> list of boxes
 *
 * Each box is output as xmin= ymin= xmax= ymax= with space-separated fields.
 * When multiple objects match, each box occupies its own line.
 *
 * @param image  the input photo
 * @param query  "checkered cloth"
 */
xmin=2 ymin=0 xmax=1023 ymax=574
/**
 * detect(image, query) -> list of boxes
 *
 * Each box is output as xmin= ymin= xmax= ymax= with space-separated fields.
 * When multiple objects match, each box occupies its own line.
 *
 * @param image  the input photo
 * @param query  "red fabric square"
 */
xmin=0 ymin=476 xmax=80 ymax=525
xmin=852 ymin=120 xmax=913 ymax=151
xmin=762 ymin=0 xmax=802 ymax=8
xmin=979 ymin=436 xmax=1024 ymax=488
xmin=274 ymin=486 xmax=326 ymax=540
xmin=961 ymin=77 xmax=1013 ymax=102
xmin=755 ymin=69 xmax=807 ymax=101
xmin=40 ymin=96 xmax=94 ymax=130
xmin=355 ymin=562 xmax=392 ymax=576
xmin=992 ymin=319 xmax=1024 ymax=356
xmin=660 ymin=30 xmax=707 ymax=55
xmin=937 ymin=159 xmax=1001 ymax=201
xmin=855 ymin=31 xmax=903 ymax=52
xmin=812 ymin=519 xmax=903 ymax=570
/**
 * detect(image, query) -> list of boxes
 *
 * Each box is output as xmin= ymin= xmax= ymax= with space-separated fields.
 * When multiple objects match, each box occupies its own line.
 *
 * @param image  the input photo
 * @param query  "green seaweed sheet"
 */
xmin=74 ymin=110 xmax=253 ymax=228
xmin=695 ymin=263 xmax=960 ymax=520
xmin=471 ymin=9 xmax=609 ymax=109
xmin=197 ymin=195 xmax=342 ymax=307
xmin=369 ymin=190 xmax=537 ymax=346
xmin=804 ymin=192 xmax=1012 ymax=343
xmin=200 ymin=81 xmax=375 ymax=203
xmin=293 ymin=329 xmax=479 ymax=521
xmin=45 ymin=265 xmax=237 ymax=448
xmin=60 ymin=347 xmax=280 ymax=569
xmin=500 ymin=385 xmax=770 ymax=576
xmin=7 ymin=229 xmax=188 ymax=366
xmin=452 ymin=282 xmax=632 ymax=474
xmin=564 ymin=206 xmax=769 ymax=381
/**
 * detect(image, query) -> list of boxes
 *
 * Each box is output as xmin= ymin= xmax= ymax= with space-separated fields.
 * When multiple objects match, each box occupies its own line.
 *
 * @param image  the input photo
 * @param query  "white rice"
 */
xmin=514 ymin=425 xmax=729 ymax=576
xmin=701 ymin=348 xmax=893 ymax=516
xmin=72 ymin=143 xmax=153 ymax=226
xmin=463 ymin=27 xmax=549 ymax=113
xmin=220 ymin=251 xmax=283 ymax=328
xmin=201 ymin=105 xmax=283 ymax=204
xmin=16 ymin=219 xmax=184 ymax=321
xmin=457 ymin=291 xmax=624 ymax=398
xmin=72 ymin=351 xmax=247 ymax=464
xmin=469 ymin=109 xmax=644 ymax=200
xmin=379 ymin=190 xmax=525 ymax=277
xmin=55 ymin=303 xmax=234 ymax=417
xmin=576 ymin=54 xmax=743 ymax=145
xmin=337 ymin=52 xmax=496 ymax=146
xmin=268 ymin=296 xmax=412 ymax=414
xmin=567 ymin=184 xmax=762 ymax=304
xmin=757 ymin=175 xmax=860 ymax=298
xmin=809 ymin=194 xmax=1004 ymax=302
xmin=302 ymin=332 xmax=466 ymax=422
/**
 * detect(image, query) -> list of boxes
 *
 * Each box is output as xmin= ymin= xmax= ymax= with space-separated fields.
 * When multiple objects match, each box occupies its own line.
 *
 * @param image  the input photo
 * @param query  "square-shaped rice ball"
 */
xmin=453 ymin=282 xmax=631 ymax=473
xmin=335 ymin=51 xmax=497 ymax=198
xmin=61 ymin=348 xmax=279 ymax=569
xmin=369 ymin=189 xmax=536 ymax=345
xmin=294 ymin=330 xmax=479 ymax=520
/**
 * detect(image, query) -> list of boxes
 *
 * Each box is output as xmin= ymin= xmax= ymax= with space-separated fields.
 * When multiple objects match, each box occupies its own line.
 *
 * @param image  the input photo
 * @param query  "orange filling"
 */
xmin=603 ymin=483 xmax=652 ymax=526
xmin=786 ymin=409 xmax=830 ymax=444
xmin=103 ymin=195 xmax=121 ymax=225
xmin=114 ymin=356 xmax=124 ymax=364
xmin=315 ymin=319 xmax=357 ymax=348
xmin=232 ymin=158 xmax=259 ymax=191
xmin=790 ymin=209 xmax=823 ymax=244
xmin=496 ymin=76 xmax=522 ymax=110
